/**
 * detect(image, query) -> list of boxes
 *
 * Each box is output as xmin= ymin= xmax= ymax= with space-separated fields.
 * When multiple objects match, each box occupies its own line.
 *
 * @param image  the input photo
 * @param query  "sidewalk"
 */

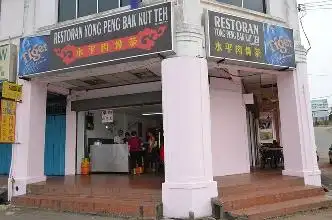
xmin=0 ymin=206 xmax=123 ymax=220
xmin=271 ymin=208 xmax=332 ymax=219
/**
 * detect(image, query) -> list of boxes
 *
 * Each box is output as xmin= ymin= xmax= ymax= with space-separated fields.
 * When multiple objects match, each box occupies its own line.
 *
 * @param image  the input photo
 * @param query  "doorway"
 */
xmin=76 ymin=104 xmax=164 ymax=176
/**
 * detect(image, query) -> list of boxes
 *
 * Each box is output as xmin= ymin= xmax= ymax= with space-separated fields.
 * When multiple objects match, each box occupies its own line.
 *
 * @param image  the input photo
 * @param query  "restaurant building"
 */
xmin=0 ymin=0 xmax=323 ymax=219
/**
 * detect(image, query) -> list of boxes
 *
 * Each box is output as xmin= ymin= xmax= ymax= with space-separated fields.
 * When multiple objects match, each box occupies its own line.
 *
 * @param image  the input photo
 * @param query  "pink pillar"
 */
xmin=278 ymin=52 xmax=321 ymax=186
xmin=10 ymin=79 xmax=47 ymax=197
xmin=161 ymin=57 xmax=217 ymax=218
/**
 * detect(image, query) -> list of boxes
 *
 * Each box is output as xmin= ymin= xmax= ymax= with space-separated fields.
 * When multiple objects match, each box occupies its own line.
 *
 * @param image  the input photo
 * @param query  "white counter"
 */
xmin=90 ymin=144 xmax=129 ymax=173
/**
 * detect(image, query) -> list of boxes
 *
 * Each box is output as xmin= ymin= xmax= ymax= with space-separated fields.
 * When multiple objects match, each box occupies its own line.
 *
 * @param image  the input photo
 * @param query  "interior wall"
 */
xmin=210 ymin=78 xmax=250 ymax=177
xmin=85 ymin=110 xmax=158 ymax=141
xmin=76 ymin=112 xmax=86 ymax=174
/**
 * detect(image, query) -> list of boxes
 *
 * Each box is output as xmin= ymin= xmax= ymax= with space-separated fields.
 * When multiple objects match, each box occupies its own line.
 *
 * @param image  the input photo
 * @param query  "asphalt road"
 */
xmin=314 ymin=127 xmax=332 ymax=161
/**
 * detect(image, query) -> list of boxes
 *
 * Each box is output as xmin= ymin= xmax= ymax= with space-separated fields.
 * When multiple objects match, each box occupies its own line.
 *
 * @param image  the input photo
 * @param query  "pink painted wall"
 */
xmin=12 ymin=80 xmax=47 ymax=196
xmin=210 ymin=78 xmax=250 ymax=177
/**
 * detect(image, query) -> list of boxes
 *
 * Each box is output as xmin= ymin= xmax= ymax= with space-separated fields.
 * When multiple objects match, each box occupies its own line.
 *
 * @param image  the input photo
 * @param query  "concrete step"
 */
xmin=218 ymin=176 xmax=304 ymax=197
xmin=12 ymin=194 xmax=161 ymax=218
xmin=230 ymin=195 xmax=332 ymax=220
xmin=219 ymin=186 xmax=325 ymax=211
xmin=28 ymin=184 xmax=161 ymax=198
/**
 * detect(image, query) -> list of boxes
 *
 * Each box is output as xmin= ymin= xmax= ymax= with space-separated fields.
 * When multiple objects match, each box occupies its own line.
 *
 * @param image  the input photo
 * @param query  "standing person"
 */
xmin=146 ymin=131 xmax=158 ymax=172
xmin=128 ymin=131 xmax=142 ymax=174
xmin=147 ymin=131 xmax=157 ymax=152
xmin=114 ymin=130 xmax=123 ymax=144
xmin=123 ymin=132 xmax=130 ymax=144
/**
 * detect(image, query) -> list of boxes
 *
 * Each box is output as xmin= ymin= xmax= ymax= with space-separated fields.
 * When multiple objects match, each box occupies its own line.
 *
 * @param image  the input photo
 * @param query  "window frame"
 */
xmin=58 ymin=0 xmax=127 ymax=22
xmin=216 ymin=0 xmax=267 ymax=14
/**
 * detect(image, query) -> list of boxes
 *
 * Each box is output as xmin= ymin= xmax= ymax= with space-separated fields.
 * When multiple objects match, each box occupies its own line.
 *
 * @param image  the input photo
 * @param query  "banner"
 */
xmin=1 ymin=81 xmax=23 ymax=101
xmin=207 ymin=11 xmax=296 ymax=68
xmin=259 ymin=112 xmax=274 ymax=143
xmin=19 ymin=2 xmax=173 ymax=77
xmin=0 ymin=99 xmax=16 ymax=143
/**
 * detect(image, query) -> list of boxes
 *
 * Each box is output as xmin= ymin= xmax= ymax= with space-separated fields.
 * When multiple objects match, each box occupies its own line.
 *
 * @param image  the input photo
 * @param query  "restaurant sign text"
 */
xmin=207 ymin=11 xmax=296 ymax=68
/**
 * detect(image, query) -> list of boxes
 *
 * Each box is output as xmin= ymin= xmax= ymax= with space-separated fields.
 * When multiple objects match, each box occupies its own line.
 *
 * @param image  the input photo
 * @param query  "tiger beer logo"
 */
xmin=267 ymin=36 xmax=293 ymax=55
xmin=22 ymin=43 xmax=48 ymax=64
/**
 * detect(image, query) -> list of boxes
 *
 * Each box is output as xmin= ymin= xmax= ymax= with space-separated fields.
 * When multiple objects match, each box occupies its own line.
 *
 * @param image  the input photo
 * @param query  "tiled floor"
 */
xmin=36 ymin=173 xmax=163 ymax=190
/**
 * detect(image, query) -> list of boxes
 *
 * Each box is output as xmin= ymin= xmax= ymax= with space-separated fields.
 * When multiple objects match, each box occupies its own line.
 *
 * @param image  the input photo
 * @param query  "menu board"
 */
xmin=0 ymin=99 xmax=16 ymax=143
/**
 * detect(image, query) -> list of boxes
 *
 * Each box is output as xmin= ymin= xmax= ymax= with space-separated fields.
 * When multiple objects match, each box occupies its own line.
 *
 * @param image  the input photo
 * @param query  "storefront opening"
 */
xmin=76 ymin=104 xmax=164 ymax=176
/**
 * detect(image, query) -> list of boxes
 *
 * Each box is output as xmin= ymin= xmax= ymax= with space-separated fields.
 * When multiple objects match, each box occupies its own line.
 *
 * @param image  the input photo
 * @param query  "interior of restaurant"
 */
xmin=242 ymin=72 xmax=284 ymax=171
xmin=76 ymin=104 xmax=164 ymax=175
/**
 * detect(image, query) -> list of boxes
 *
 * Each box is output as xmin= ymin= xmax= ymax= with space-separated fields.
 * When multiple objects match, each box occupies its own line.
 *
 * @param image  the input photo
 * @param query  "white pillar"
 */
xmin=10 ymin=79 xmax=47 ymax=196
xmin=161 ymin=1 xmax=217 ymax=218
xmin=65 ymin=97 xmax=77 ymax=175
xmin=277 ymin=47 xmax=321 ymax=186
xmin=76 ymin=112 xmax=85 ymax=175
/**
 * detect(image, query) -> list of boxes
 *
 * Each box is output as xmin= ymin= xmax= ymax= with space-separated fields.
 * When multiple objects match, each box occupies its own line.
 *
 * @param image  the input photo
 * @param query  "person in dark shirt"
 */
xmin=128 ymin=131 xmax=142 ymax=174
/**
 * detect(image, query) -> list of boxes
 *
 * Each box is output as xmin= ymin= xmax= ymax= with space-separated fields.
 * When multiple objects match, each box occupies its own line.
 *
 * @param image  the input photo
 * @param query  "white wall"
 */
xmin=0 ymin=0 xmax=25 ymax=39
xmin=65 ymin=99 xmax=76 ymax=175
xmin=76 ymin=112 xmax=85 ymax=174
xmin=35 ymin=0 xmax=58 ymax=29
xmin=210 ymin=78 xmax=250 ymax=177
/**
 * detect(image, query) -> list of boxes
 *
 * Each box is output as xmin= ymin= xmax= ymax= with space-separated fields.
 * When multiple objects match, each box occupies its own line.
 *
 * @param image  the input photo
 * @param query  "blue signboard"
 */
xmin=263 ymin=24 xmax=295 ymax=67
xmin=18 ymin=35 xmax=50 ymax=76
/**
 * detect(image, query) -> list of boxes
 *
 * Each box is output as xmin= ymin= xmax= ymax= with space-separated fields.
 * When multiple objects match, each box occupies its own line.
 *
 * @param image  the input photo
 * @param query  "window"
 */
xmin=58 ymin=0 xmax=76 ymax=22
xmin=58 ymin=0 xmax=138 ymax=22
xmin=98 ymin=0 xmax=119 ymax=13
xmin=78 ymin=0 xmax=97 ymax=17
xmin=216 ymin=0 xmax=266 ymax=13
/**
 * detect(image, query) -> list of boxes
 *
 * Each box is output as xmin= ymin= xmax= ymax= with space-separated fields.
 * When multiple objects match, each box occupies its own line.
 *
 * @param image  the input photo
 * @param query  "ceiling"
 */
xmin=40 ymin=57 xmax=278 ymax=96
xmin=54 ymin=68 xmax=161 ymax=91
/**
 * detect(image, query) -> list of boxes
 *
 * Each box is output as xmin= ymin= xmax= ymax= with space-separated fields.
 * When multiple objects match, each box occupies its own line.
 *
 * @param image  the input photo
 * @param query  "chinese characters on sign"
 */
xmin=2 ymin=81 xmax=23 ymax=101
xmin=18 ymin=2 xmax=173 ymax=76
xmin=101 ymin=109 xmax=114 ymax=124
xmin=0 ymin=99 xmax=16 ymax=143
xmin=208 ymin=11 xmax=295 ymax=68
xmin=49 ymin=2 xmax=173 ymax=72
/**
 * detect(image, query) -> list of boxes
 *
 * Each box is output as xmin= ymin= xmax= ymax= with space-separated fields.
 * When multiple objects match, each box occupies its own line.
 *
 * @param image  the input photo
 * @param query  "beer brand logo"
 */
xmin=267 ymin=36 xmax=293 ymax=55
xmin=22 ymin=43 xmax=48 ymax=64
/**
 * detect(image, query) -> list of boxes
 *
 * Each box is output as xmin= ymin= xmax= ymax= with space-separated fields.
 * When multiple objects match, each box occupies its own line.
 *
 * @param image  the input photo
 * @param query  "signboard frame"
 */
xmin=0 ymin=44 xmax=17 ymax=82
xmin=19 ymin=1 xmax=174 ymax=77
xmin=205 ymin=9 xmax=296 ymax=69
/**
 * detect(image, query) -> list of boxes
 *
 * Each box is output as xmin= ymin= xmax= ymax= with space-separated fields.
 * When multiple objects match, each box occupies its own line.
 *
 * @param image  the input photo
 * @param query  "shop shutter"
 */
xmin=0 ymin=144 xmax=12 ymax=175
xmin=44 ymin=115 xmax=66 ymax=176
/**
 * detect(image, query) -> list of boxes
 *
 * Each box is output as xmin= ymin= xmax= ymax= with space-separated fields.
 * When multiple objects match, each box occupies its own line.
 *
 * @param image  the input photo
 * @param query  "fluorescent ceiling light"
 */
xmin=142 ymin=112 xmax=163 ymax=116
